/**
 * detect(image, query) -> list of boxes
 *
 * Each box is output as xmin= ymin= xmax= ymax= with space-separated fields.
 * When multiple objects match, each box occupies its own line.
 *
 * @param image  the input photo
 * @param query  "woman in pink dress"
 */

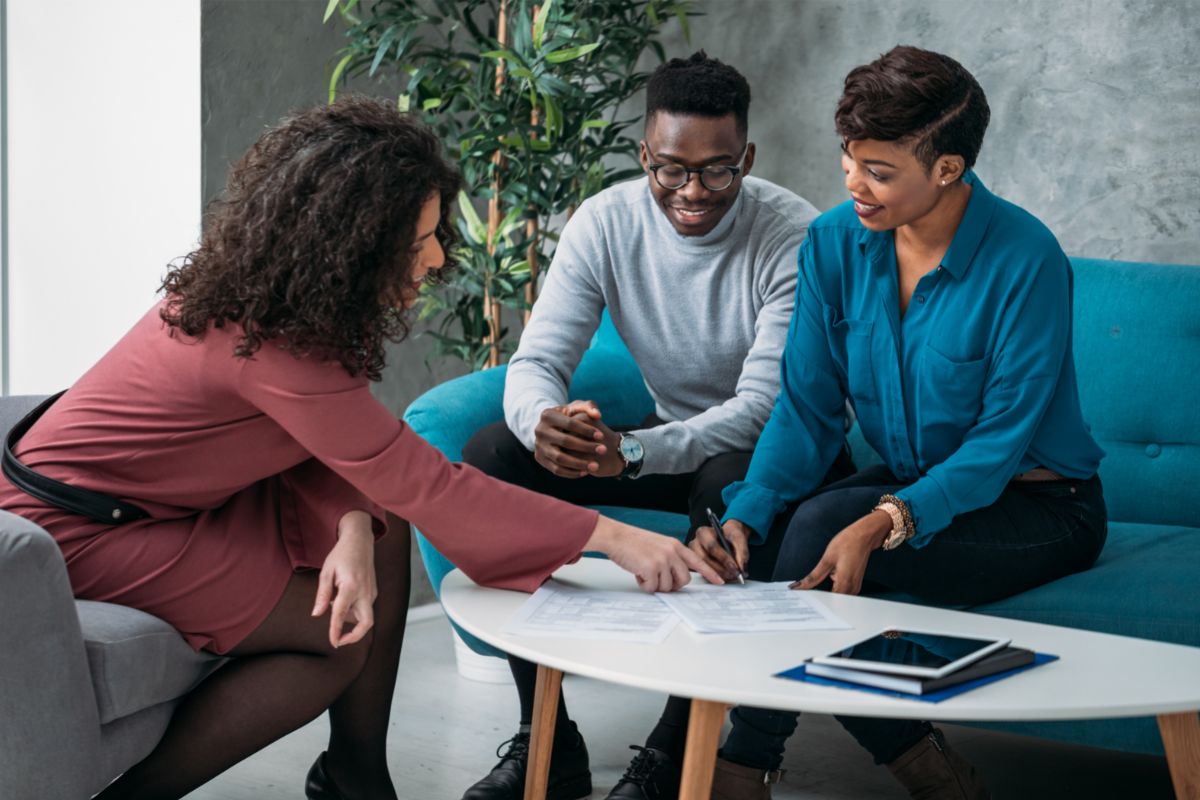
xmin=0 ymin=97 xmax=719 ymax=800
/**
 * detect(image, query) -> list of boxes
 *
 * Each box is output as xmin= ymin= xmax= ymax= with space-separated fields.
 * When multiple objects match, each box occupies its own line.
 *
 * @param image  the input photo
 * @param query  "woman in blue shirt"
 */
xmin=692 ymin=46 xmax=1107 ymax=799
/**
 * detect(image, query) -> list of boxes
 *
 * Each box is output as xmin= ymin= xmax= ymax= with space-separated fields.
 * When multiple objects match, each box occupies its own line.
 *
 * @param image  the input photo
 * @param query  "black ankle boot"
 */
xmin=461 ymin=725 xmax=592 ymax=800
xmin=305 ymin=752 xmax=347 ymax=800
xmin=605 ymin=746 xmax=679 ymax=800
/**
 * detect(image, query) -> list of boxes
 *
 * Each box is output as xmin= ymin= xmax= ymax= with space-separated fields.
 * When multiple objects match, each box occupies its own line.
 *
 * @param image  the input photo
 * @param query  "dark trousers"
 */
xmin=720 ymin=464 xmax=1109 ymax=769
xmin=461 ymin=417 xmax=755 ymax=733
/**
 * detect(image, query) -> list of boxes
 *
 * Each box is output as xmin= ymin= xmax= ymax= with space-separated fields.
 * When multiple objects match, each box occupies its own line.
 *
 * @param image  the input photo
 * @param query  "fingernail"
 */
xmin=788 ymin=580 xmax=802 ymax=589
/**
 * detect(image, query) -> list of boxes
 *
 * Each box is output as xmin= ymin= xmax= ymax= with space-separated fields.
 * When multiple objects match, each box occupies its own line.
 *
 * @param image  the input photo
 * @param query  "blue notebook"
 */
xmin=774 ymin=653 xmax=1058 ymax=703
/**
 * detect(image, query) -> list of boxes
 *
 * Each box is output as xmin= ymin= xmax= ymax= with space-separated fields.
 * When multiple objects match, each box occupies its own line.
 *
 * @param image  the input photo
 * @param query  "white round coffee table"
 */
xmin=441 ymin=559 xmax=1200 ymax=799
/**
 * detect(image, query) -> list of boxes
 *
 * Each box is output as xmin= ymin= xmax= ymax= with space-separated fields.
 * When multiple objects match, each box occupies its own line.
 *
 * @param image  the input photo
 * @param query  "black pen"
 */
xmin=705 ymin=507 xmax=746 ymax=585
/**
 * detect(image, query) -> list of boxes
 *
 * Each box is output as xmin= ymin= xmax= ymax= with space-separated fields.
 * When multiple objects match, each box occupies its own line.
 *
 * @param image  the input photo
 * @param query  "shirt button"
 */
xmin=916 ymin=295 xmax=925 ymax=304
xmin=1145 ymin=443 xmax=1162 ymax=459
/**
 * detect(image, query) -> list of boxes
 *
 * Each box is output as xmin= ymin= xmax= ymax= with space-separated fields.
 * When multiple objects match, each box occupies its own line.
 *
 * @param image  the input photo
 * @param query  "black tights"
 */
xmin=95 ymin=518 xmax=413 ymax=800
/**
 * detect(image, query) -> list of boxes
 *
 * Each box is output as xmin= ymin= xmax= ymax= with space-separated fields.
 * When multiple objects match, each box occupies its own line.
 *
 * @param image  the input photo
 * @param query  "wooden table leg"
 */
xmin=1159 ymin=711 xmax=1200 ymax=799
xmin=524 ymin=664 xmax=564 ymax=800
xmin=677 ymin=699 xmax=728 ymax=800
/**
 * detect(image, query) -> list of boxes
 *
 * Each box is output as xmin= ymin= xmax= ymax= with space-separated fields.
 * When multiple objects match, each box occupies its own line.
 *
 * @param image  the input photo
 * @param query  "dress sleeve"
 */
xmin=234 ymin=346 xmax=597 ymax=592
xmin=721 ymin=235 xmax=848 ymax=543
xmin=896 ymin=252 xmax=1072 ymax=545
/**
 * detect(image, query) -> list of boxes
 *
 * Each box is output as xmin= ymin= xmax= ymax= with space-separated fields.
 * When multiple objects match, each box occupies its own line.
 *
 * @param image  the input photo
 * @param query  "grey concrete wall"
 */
xmin=648 ymin=0 xmax=1199 ymax=264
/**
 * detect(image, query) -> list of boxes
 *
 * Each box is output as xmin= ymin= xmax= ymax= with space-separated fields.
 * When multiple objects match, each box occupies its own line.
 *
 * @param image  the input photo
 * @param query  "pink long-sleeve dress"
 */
xmin=0 ymin=302 xmax=597 ymax=653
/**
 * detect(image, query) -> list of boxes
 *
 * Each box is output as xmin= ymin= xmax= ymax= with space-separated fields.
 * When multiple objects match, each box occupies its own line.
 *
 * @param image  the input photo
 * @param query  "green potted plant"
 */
xmin=326 ymin=0 xmax=695 ymax=368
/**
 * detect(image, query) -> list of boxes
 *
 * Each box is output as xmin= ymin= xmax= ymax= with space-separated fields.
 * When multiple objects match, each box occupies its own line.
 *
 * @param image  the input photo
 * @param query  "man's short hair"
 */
xmin=646 ymin=51 xmax=751 ymax=137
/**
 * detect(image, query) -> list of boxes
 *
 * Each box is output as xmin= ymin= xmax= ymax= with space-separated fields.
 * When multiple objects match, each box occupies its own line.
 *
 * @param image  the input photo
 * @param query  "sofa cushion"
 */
xmin=77 ymin=600 xmax=224 ymax=724
xmin=972 ymin=521 xmax=1200 ymax=647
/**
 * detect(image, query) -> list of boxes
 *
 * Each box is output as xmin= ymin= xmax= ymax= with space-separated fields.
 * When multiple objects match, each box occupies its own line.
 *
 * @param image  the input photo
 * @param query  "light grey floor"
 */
xmin=185 ymin=610 xmax=1175 ymax=800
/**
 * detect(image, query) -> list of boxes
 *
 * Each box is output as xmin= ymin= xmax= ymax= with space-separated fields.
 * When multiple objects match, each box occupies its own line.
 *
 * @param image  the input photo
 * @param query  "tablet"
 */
xmin=810 ymin=629 xmax=1011 ymax=679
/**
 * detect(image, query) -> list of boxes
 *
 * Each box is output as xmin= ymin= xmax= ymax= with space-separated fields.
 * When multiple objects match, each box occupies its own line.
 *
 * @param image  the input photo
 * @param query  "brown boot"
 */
xmin=886 ymin=728 xmax=990 ymax=799
xmin=709 ymin=756 xmax=784 ymax=800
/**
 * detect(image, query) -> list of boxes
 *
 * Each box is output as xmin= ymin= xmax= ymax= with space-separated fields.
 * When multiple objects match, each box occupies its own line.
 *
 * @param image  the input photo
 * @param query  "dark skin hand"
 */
xmin=789 ymin=510 xmax=893 ymax=595
xmin=533 ymin=400 xmax=625 ymax=478
xmin=689 ymin=518 xmax=753 ymax=582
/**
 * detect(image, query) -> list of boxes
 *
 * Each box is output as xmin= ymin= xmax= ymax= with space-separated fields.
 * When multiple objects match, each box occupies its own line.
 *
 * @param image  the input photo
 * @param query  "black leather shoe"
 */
xmin=461 ymin=726 xmax=592 ymax=800
xmin=605 ymin=746 xmax=679 ymax=800
xmin=305 ymin=751 xmax=347 ymax=800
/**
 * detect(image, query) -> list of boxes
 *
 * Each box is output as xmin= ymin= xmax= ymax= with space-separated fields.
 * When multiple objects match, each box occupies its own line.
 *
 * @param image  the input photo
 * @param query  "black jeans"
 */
xmin=720 ymin=464 xmax=1108 ymax=769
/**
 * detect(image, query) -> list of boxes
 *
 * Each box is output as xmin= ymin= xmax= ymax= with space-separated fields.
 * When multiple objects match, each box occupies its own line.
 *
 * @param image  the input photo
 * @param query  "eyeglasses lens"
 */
xmin=654 ymin=165 xmax=736 ymax=192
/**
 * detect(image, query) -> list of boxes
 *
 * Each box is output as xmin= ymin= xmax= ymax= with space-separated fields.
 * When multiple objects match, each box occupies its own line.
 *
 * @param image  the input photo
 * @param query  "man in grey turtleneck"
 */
xmin=460 ymin=52 xmax=835 ymax=800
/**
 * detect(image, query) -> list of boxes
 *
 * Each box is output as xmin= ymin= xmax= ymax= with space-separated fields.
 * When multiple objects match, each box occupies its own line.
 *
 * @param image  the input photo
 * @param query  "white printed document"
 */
xmin=503 ymin=580 xmax=679 ymax=644
xmin=656 ymin=581 xmax=851 ymax=634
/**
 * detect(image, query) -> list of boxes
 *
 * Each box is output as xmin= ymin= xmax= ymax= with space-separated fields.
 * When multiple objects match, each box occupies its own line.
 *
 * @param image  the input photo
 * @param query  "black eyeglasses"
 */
xmin=645 ymin=144 xmax=747 ymax=192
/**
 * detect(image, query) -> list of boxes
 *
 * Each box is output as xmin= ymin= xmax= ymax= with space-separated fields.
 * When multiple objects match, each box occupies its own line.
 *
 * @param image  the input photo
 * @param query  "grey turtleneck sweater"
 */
xmin=504 ymin=176 xmax=818 ymax=476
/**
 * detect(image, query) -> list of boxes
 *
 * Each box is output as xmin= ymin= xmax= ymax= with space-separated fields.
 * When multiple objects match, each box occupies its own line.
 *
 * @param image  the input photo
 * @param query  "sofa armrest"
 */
xmin=0 ymin=511 xmax=103 ymax=799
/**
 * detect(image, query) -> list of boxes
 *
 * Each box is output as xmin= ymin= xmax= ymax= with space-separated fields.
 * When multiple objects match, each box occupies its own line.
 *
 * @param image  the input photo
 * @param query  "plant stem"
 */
xmin=483 ymin=0 xmax=509 ymax=368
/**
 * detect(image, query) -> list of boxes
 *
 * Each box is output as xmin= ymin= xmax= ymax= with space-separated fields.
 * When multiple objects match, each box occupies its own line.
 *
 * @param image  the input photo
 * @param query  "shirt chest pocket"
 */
xmin=918 ymin=344 xmax=988 ymax=433
xmin=830 ymin=316 xmax=879 ymax=407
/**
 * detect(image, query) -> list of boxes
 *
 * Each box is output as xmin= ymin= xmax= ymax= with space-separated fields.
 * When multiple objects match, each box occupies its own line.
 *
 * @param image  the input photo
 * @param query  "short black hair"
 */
xmin=835 ymin=45 xmax=990 ymax=171
xmin=646 ymin=50 xmax=751 ymax=137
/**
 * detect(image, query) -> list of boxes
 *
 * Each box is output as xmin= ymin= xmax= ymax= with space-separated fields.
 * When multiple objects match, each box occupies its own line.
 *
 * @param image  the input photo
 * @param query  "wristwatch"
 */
xmin=617 ymin=432 xmax=645 ymax=479
xmin=876 ymin=501 xmax=910 ymax=550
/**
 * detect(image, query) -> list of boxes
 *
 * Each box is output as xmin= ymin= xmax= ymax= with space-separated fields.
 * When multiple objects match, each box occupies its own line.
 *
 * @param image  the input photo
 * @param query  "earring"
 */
xmin=940 ymin=180 xmax=947 ymax=185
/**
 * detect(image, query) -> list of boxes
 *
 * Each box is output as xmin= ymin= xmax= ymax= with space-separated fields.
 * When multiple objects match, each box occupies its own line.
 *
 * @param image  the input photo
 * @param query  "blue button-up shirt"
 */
xmin=723 ymin=172 xmax=1105 ymax=547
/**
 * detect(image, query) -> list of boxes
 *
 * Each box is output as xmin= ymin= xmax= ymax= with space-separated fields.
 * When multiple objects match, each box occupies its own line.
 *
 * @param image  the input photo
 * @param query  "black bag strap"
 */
xmin=2 ymin=391 xmax=150 ymax=525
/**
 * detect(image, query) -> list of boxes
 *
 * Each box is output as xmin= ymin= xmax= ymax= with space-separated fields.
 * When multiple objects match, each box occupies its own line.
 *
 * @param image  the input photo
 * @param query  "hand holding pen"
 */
xmin=693 ymin=507 xmax=749 ymax=584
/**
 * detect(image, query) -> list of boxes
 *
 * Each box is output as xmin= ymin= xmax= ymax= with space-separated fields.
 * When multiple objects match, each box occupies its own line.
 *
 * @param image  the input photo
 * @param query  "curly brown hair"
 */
xmin=161 ymin=96 xmax=461 ymax=380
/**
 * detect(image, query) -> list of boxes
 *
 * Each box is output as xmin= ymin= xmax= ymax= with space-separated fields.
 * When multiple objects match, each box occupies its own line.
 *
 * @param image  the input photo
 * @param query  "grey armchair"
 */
xmin=0 ymin=396 xmax=222 ymax=800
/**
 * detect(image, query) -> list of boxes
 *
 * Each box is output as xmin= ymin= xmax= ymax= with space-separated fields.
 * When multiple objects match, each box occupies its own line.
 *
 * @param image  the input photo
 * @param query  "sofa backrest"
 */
xmin=1070 ymin=257 xmax=1200 ymax=526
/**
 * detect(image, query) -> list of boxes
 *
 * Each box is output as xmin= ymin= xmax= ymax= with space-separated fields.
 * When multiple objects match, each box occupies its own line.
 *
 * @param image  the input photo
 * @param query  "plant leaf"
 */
xmin=496 ymin=205 xmax=527 ymax=242
xmin=369 ymin=25 xmax=399 ymax=77
xmin=544 ymin=42 xmax=600 ymax=64
xmin=457 ymin=191 xmax=488 ymax=244
xmin=328 ymin=52 xmax=354 ymax=103
xmin=581 ymin=118 xmax=610 ymax=129
xmin=323 ymin=0 xmax=340 ymax=24
xmin=532 ymin=0 xmax=554 ymax=50
xmin=673 ymin=4 xmax=692 ymax=42
xmin=397 ymin=93 xmax=411 ymax=112
xmin=481 ymin=48 xmax=521 ymax=64
xmin=422 ymin=97 xmax=443 ymax=111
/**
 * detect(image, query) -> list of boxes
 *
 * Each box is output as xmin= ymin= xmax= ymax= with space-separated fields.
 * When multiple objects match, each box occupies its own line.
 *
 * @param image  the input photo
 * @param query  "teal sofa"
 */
xmin=403 ymin=257 xmax=1200 ymax=756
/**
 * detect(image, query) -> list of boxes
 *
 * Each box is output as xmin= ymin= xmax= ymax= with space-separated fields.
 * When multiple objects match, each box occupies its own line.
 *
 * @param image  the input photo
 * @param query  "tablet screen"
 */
xmin=828 ymin=630 xmax=1000 ymax=670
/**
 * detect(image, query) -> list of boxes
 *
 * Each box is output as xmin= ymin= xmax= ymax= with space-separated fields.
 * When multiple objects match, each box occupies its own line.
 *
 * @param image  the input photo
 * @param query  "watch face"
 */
xmin=619 ymin=435 xmax=644 ymax=463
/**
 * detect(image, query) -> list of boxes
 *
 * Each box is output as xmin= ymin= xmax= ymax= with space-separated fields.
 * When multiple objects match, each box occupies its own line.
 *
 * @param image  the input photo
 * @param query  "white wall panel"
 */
xmin=6 ymin=0 xmax=200 ymax=394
